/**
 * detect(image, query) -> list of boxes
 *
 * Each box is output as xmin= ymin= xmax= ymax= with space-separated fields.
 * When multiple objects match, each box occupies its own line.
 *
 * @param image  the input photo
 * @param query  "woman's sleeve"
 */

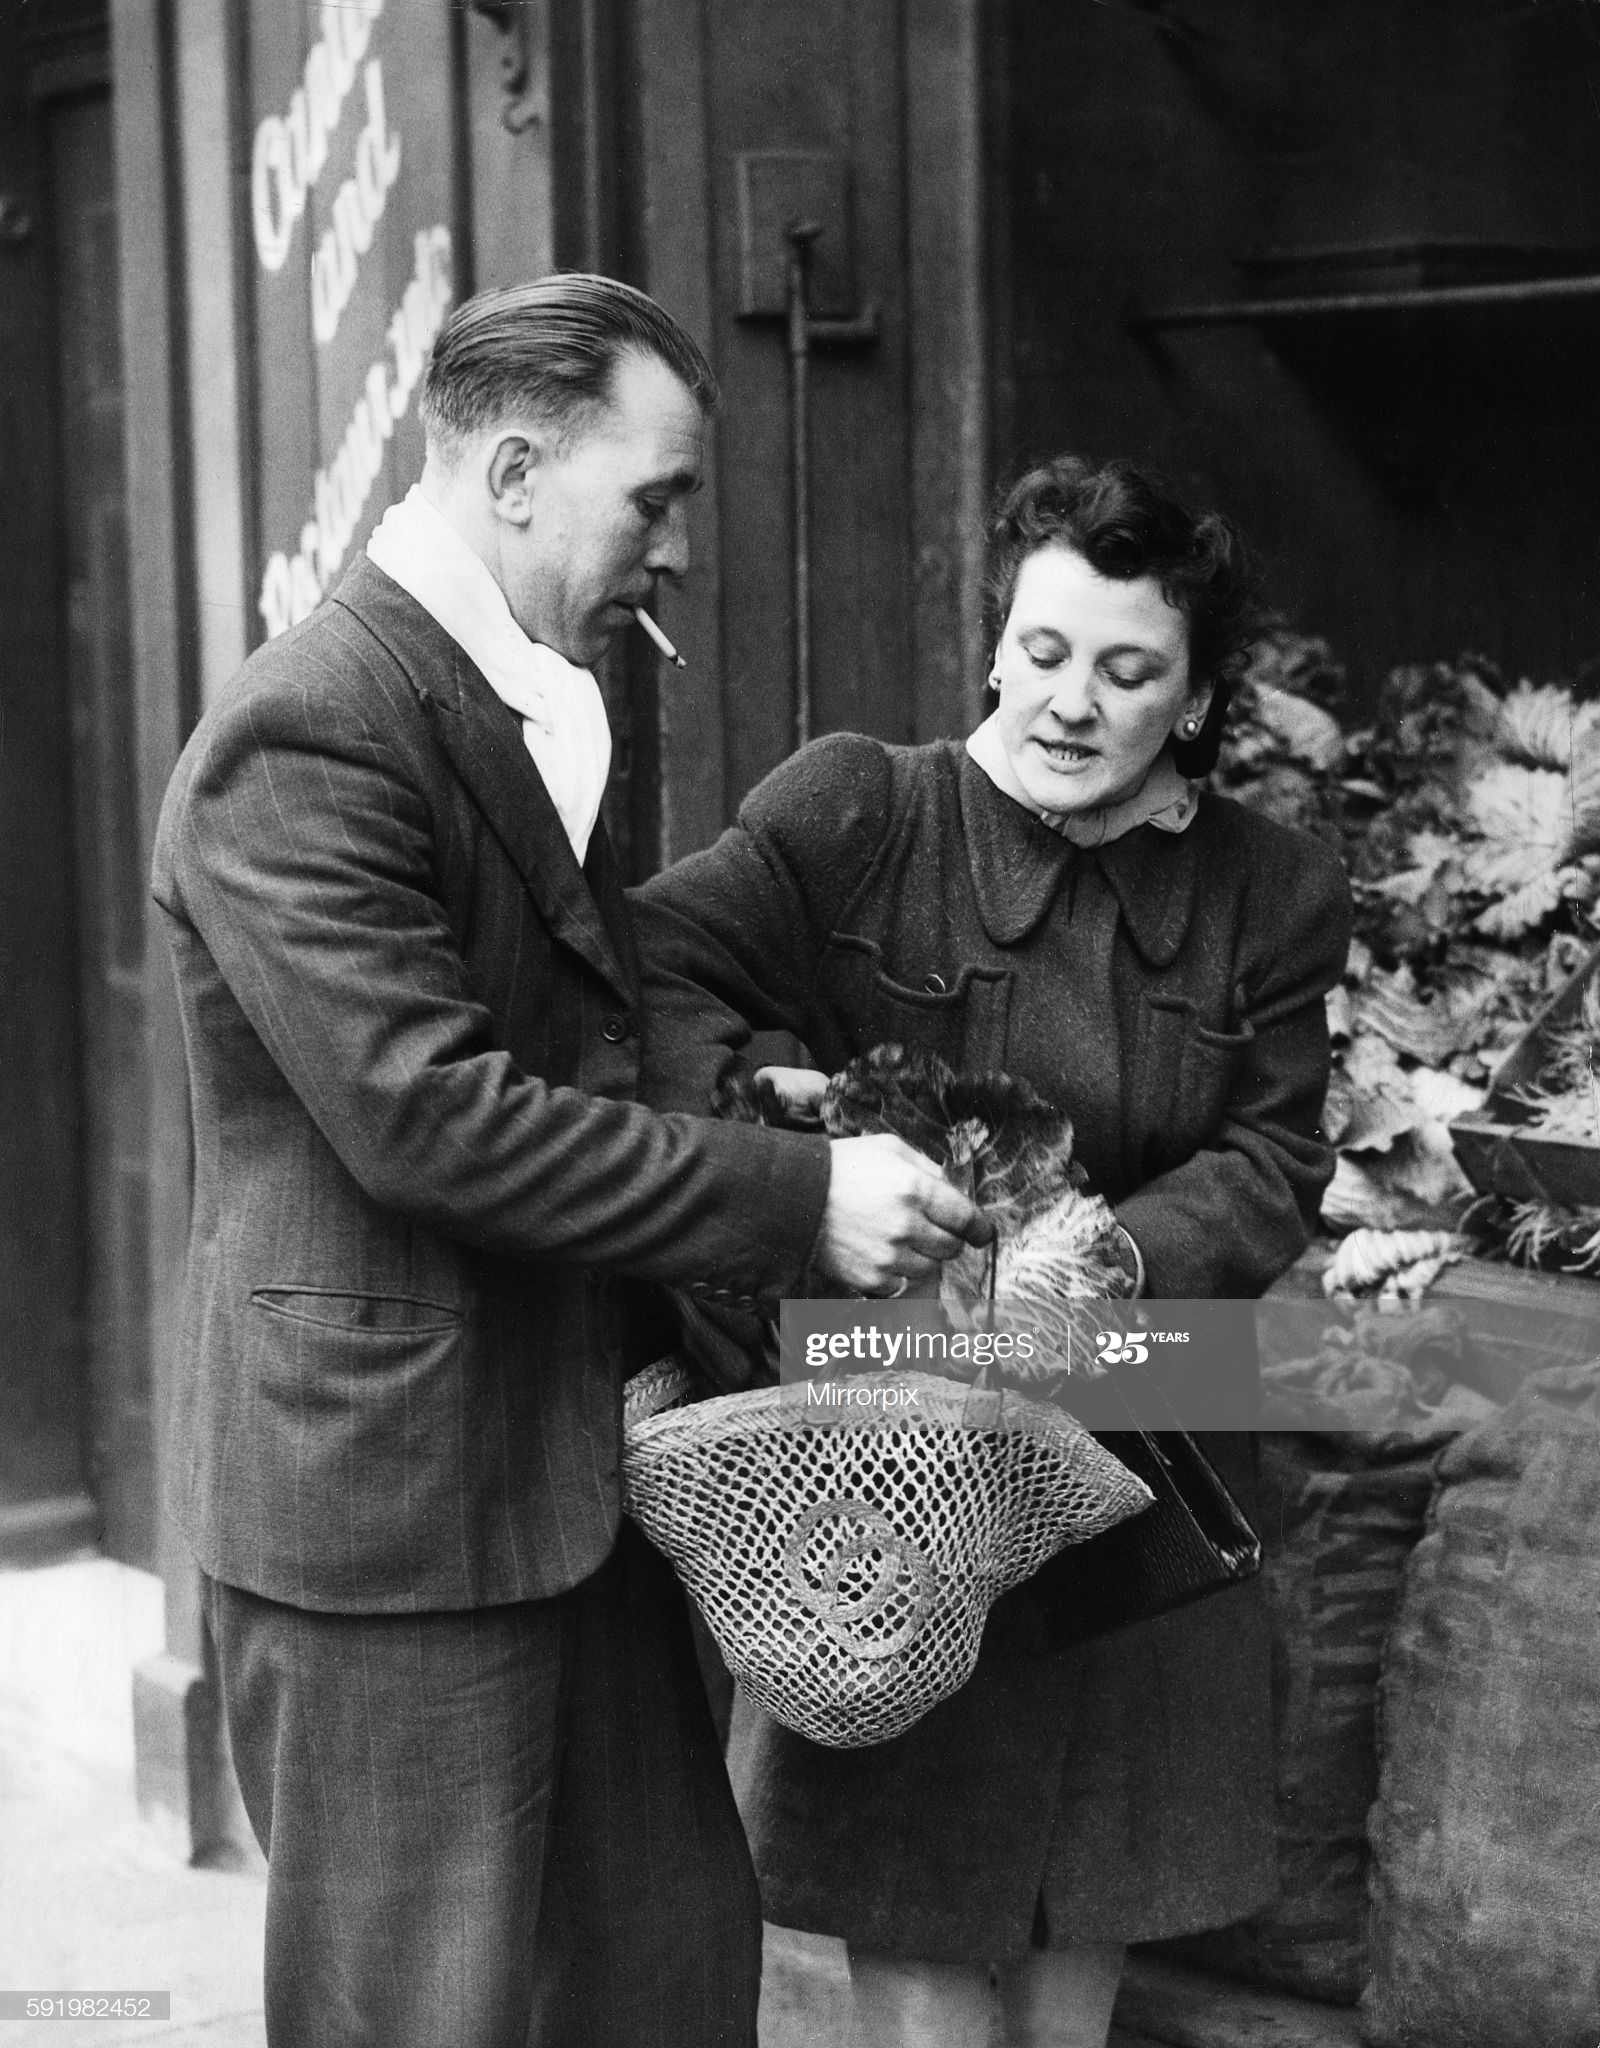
xmin=1115 ymin=839 xmax=1353 ymax=1299
xmin=630 ymin=734 xmax=894 ymax=1114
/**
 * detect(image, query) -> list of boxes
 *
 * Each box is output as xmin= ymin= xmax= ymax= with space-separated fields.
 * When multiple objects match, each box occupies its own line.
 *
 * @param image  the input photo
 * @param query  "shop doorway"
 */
xmin=0 ymin=8 xmax=152 ymax=1568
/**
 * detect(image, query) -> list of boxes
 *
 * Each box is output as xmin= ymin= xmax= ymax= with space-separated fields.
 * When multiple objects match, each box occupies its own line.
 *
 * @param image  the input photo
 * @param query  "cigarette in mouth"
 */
xmin=634 ymin=606 xmax=687 ymax=668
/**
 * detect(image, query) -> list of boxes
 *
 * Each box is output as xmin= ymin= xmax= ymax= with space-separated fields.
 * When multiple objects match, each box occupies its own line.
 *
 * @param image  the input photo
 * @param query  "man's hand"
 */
xmin=813 ymin=1133 xmax=994 ymax=1296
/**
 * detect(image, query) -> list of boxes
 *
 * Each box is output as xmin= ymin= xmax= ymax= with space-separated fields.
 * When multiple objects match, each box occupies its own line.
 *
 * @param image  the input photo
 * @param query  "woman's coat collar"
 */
xmin=955 ymin=747 xmax=1199 ymax=965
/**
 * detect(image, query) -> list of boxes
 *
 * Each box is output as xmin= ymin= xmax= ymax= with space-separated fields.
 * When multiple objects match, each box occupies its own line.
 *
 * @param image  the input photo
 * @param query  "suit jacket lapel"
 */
xmin=583 ymin=817 xmax=643 ymax=1004
xmin=336 ymin=557 xmax=633 ymax=1005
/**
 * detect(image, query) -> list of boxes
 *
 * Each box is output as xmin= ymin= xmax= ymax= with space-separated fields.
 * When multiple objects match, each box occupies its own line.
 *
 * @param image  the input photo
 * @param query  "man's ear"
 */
xmin=484 ymin=429 xmax=549 ymax=529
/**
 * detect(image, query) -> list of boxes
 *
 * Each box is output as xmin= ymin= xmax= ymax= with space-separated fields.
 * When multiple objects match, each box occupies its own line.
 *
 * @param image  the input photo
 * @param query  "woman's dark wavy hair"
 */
xmin=984 ymin=456 xmax=1262 ymax=777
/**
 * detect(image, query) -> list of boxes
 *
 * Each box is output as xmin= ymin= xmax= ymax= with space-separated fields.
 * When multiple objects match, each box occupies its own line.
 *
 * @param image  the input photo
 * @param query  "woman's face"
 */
xmin=991 ymin=544 xmax=1212 ymax=816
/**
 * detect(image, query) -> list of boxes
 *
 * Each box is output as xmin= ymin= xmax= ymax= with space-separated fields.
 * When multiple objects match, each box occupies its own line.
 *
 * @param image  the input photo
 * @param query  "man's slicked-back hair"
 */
xmin=419 ymin=272 xmax=718 ymax=457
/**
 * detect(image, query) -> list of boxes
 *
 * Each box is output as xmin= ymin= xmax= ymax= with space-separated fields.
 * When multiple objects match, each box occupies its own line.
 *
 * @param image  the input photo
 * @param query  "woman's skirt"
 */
xmin=727 ymin=1433 xmax=1276 ymax=1964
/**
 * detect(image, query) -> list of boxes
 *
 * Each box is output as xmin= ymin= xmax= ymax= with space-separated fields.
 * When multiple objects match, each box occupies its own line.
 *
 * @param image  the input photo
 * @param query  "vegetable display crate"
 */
xmin=1449 ymin=936 xmax=1600 ymax=1210
xmin=1268 ymin=1242 xmax=1600 ymax=1403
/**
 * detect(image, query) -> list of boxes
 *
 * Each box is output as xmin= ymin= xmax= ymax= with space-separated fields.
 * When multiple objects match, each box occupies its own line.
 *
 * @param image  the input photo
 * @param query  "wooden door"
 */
xmin=0 ymin=2 xmax=96 ymax=1561
xmin=47 ymin=84 xmax=155 ymax=1567
xmin=625 ymin=0 xmax=990 ymax=861
xmin=699 ymin=0 xmax=917 ymax=800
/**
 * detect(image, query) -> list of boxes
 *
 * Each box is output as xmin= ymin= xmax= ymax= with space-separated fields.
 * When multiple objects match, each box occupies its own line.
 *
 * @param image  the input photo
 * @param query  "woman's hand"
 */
xmin=755 ymin=1064 xmax=828 ymax=1129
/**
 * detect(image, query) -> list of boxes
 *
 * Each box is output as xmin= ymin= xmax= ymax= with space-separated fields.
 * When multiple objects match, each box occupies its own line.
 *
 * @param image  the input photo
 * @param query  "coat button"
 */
xmin=601 ymin=1014 xmax=629 ymax=1043
xmin=924 ymin=972 xmax=948 ymax=995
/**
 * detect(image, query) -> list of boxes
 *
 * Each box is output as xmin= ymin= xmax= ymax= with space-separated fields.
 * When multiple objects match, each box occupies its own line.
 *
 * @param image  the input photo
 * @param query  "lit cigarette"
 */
xmin=634 ymin=606 xmax=687 ymax=668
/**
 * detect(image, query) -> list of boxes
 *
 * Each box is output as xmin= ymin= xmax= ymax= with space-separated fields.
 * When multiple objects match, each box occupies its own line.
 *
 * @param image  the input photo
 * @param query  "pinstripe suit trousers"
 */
xmin=205 ymin=1524 xmax=761 ymax=2048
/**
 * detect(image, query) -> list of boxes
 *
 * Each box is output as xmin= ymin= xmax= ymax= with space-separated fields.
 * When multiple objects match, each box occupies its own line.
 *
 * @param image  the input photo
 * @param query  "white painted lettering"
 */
xmin=309 ymin=61 xmax=401 ymax=346
xmin=304 ymin=42 xmax=339 ymax=157
xmin=290 ymin=531 xmax=322 ymax=623
xmin=259 ymin=226 xmax=453 ymax=637
xmin=321 ymin=1 xmax=358 ymax=94
xmin=387 ymin=307 xmax=419 ymax=407
xmin=334 ymin=178 xmax=373 ymax=263
xmin=365 ymin=360 xmax=395 ymax=442
xmin=251 ymin=120 xmax=293 ymax=272
xmin=250 ymin=0 xmax=388 ymax=274
xmin=283 ymin=90 xmax=313 ymax=195
xmin=257 ymin=551 xmax=293 ymax=642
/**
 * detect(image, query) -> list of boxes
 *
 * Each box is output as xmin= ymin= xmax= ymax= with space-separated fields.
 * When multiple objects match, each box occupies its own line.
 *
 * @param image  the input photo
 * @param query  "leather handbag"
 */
xmin=1023 ymin=1429 xmax=1261 ymax=1648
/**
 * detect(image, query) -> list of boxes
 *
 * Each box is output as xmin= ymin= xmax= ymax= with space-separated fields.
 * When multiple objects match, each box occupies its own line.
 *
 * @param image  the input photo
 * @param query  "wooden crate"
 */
xmin=1267 ymin=1239 xmax=1600 ymax=1403
xmin=1449 ymin=938 xmax=1600 ymax=1210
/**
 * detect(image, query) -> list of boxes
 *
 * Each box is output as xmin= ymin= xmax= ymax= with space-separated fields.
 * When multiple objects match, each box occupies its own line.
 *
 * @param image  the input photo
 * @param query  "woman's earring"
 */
xmin=986 ymin=670 xmax=1002 ymax=694
xmin=1179 ymin=714 xmax=1200 ymax=737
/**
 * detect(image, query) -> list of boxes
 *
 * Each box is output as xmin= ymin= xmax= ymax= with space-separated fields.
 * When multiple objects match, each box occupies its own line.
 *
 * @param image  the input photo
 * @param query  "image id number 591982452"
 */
xmin=0 ymin=1993 xmax=171 ymax=2021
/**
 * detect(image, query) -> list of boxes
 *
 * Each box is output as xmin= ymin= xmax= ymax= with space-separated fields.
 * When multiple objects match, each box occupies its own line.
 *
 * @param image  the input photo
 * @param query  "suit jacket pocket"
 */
xmin=244 ymin=1298 xmax=473 ymax=1597
xmin=251 ymin=1290 xmax=465 ymax=1427
xmin=251 ymin=1287 xmax=465 ymax=1335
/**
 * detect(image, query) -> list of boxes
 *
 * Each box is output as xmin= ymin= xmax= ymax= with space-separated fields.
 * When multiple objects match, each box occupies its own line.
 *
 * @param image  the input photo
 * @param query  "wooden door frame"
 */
xmin=113 ymin=0 xmax=247 ymax=1863
xmin=904 ymin=0 xmax=994 ymax=752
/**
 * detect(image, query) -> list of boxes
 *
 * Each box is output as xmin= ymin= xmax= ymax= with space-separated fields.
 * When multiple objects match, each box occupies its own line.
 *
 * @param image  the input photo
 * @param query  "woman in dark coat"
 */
xmin=634 ymin=457 xmax=1353 ymax=2048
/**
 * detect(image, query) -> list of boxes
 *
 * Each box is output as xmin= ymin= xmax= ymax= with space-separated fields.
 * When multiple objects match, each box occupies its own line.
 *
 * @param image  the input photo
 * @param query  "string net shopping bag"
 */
xmin=623 ymin=1370 xmax=1151 ymax=1747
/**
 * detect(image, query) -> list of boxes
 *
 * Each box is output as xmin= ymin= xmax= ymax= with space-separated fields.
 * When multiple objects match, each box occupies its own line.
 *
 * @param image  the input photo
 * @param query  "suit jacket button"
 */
xmin=601 ymin=1014 xmax=629 ymax=1043
xmin=924 ymin=972 xmax=948 ymax=994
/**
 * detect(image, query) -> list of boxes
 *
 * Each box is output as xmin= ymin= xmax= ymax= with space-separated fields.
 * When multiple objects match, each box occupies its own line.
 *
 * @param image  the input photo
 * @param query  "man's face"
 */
xmin=499 ymin=348 xmax=706 ymax=666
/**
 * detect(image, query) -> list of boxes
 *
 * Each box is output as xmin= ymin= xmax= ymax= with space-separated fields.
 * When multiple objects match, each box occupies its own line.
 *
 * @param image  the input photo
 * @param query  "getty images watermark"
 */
xmin=798 ymin=1320 xmax=1198 ymax=1372
xmin=780 ymin=1300 xmax=1254 ymax=1429
xmin=778 ymin=1292 xmax=1600 ymax=1432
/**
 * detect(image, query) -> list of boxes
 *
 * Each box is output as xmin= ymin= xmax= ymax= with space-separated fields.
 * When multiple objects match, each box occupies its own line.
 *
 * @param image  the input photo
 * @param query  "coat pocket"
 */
xmin=1133 ymin=996 xmax=1255 ymax=1177
xmin=822 ymin=934 xmax=1013 ymax=1070
xmin=1183 ymin=1014 xmax=1255 ymax=1111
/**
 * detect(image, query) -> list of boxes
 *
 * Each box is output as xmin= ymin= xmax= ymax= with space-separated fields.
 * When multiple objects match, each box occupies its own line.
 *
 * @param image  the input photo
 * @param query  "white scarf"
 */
xmin=367 ymin=487 xmax=612 ymax=865
xmin=966 ymin=712 xmax=1198 ymax=847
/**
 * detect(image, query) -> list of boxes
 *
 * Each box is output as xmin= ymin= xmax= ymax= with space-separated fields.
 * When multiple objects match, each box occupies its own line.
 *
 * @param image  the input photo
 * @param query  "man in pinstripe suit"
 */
xmin=152 ymin=277 xmax=985 ymax=2048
